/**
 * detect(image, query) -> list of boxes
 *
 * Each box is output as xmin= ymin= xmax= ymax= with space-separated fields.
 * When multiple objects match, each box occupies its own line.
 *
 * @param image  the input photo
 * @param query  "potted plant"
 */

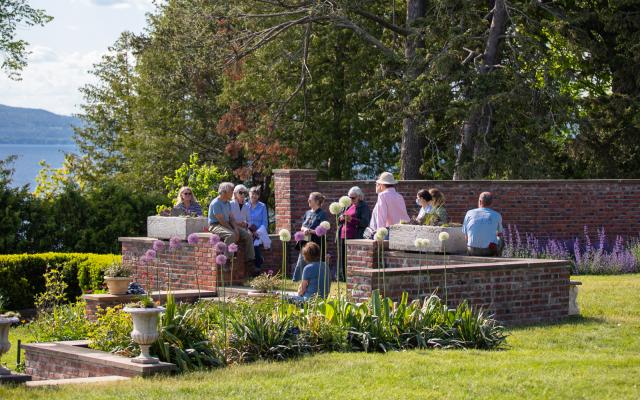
xmin=104 ymin=262 xmax=132 ymax=295
xmin=123 ymin=296 xmax=164 ymax=364
xmin=0 ymin=312 xmax=19 ymax=375
xmin=247 ymin=271 xmax=281 ymax=297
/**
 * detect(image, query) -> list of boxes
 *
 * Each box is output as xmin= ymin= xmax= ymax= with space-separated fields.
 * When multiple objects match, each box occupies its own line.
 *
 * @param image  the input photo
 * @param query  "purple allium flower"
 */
xmin=145 ymin=249 xmax=157 ymax=259
xmin=209 ymin=234 xmax=220 ymax=245
xmin=187 ymin=233 xmax=199 ymax=245
xmin=140 ymin=255 xmax=151 ymax=264
xmin=267 ymin=269 xmax=274 ymax=276
xmin=215 ymin=242 xmax=227 ymax=253
xmin=215 ymin=254 xmax=227 ymax=265
xmin=152 ymin=240 xmax=165 ymax=252
xmin=314 ymin=225 xmax=328 ymax=237
xmin=169 ymin=236 xmax=182 ymax=250
xmin=228 ymin=243 xmax=238 ymax=253
xmin=294 ymin=231 xmax=305 ymax=242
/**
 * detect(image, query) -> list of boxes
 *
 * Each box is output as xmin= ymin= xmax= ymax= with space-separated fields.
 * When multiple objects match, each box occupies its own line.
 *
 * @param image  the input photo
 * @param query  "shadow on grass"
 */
xmin=508 ymin=315 xmax=606 ymax=331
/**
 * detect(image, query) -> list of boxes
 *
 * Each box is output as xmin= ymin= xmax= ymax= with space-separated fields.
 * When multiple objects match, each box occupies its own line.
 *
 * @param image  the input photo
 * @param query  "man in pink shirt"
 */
xmin=368 ymin=172 xmax=410 ymax=236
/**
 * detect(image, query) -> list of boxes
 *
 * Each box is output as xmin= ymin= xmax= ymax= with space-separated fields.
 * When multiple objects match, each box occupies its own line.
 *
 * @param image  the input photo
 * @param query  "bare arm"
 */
xmin=297 ymin=280 xmax=309 ymax=296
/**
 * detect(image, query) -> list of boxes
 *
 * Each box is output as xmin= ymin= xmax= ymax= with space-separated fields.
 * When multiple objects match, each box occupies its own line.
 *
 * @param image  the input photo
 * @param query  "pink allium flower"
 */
xmin=187 ymin=233 xmax=199 ymax=245
xmin=228 ymin=243 xmax=238 ymax=253
xmin=294 ymin=231 xmax=305 ymax=242
xmin=145 ymin=249 xmax=157 ymax=259
xmin=152 ymin=240 xmax=165 ymax=252
xmin=314 ymin=225 xmax=328 ymax=237
xmin=267 ymin=269 xmax=274 ymax=275
xmin=215 ymin=254 xmax=227 ymax=265
xmin=215 ymin=242 xmax=227 ymax=253
xmin=209 ymin=234 xmax=221 ymax=245
xmin=169 ymin=236 xmax=182 ymax=250
xmin=141 ymin=255 xmax=151 ymax=264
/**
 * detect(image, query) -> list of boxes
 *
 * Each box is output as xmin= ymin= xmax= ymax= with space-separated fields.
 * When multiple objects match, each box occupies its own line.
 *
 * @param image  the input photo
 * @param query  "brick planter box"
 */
xmin=346 ymin=239 xmax=571 ymax=325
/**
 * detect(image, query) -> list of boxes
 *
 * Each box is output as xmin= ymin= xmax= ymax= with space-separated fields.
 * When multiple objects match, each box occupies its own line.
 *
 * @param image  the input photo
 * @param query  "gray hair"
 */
xmin=233 ymin=184 xmax=248 ymax=195
xmin=347 ymin=186 xmax=365 ymax=201
xmin=479 ymin=191 xmax=493 ymax=206
xmin=218 ymin=182 xmax=235 ymax=195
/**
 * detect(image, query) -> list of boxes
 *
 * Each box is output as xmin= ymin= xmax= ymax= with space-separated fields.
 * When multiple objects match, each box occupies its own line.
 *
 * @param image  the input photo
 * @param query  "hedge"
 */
xmin=0 ymin=253 xmax=121 ymax=310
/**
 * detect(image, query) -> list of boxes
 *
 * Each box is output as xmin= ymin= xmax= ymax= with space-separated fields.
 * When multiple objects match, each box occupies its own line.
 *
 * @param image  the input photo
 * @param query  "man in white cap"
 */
xmin=367 ymin=172 xmax=410 ymax=237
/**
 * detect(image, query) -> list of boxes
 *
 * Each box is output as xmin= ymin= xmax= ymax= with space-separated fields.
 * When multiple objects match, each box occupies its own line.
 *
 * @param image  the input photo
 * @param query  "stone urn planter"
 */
xmin=389 ymin=224 xmax=467 ymax=254
xmin=147 ymin=216 xmax=208 ymax=240
xmin=123 ymin=306 xmax=165 ymax=364
xmin=0 ymin=316 xmax=18 ymax=375
xmin=104 ymin=276 xmax=131 ymax=295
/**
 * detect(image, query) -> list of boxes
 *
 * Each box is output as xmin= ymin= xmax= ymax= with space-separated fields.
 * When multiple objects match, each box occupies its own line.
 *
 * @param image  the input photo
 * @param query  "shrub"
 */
xmin=28 ymin=302 xmax=90 ymax=342
xmin=247 ymin=272 xmax=281 ymax=292
xmin=0 ymin=253 xmax=120 ymax=309
xmin=104 ymin=262 xmax=131 ymax=278
xmin=88 ymin=305 xmax=135 ymax=356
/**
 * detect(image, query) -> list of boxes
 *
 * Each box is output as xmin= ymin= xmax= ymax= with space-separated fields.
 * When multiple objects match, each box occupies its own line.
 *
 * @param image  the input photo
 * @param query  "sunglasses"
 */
xmin=349 ymin=196 xmax=357 ymax=199
xmin=183 ymin=192 xmax=192 ymax=196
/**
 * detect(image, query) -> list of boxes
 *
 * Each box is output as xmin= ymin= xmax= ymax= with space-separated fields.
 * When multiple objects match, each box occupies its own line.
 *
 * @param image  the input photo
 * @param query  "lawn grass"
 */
xmin=1 ymin=274 xmax=639 ymax=399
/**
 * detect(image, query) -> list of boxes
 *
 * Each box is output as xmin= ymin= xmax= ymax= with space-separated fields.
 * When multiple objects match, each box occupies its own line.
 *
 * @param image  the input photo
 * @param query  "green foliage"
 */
xmin=125 ymin=295 xmax=156 ymax=309
xmin=163 ymin=153 xmax=228 ymax=214
xmin=0 ymin=253 xmax=120 ymax=309
xmin=33 ymin=267 xmax=68 ymax=313
xmin=247 ymin=272 xmax=281 ymax=293
xmin=103 ymin=262 xmax=130 ymax=278
xmin=0 ymin=0 xmax=52 ymax=79
xmin=28 ymin=302 xmax=90 ymax=342
xmin=87 ymin=305 xmax=134 ymax=355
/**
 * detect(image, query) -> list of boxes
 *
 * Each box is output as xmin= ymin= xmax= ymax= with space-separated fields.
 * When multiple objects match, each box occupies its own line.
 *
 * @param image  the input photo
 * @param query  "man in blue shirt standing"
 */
xmin=462 ymin=192 xmax=504 ymax=257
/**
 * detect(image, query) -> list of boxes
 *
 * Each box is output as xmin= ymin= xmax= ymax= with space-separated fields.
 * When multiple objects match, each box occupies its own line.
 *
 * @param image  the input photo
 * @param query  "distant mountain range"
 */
xmin=0 ymin=104 xmax=82 ymax=144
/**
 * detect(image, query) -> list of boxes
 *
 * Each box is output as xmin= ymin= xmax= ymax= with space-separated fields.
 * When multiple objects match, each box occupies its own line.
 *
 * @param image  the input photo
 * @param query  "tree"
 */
xmin=0 ymin=0 xmax=52 ymax=79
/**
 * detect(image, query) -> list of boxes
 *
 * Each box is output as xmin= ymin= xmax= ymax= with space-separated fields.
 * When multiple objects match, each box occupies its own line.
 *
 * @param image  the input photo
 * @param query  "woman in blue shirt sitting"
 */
xmin=291 ymin=242 xmax=330 ymax=301
xmin=248 ymin=186 xmax=270 ymax=274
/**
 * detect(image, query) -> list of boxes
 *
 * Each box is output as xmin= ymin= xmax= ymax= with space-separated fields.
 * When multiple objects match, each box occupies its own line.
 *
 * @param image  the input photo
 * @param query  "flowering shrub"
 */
xmin=503 ymin=225 xmax=638 ymax=274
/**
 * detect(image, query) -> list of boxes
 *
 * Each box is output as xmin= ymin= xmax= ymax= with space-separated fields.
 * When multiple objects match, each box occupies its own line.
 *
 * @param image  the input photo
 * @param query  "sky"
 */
xmin=0 ymin=0 xmax=155 ymax=116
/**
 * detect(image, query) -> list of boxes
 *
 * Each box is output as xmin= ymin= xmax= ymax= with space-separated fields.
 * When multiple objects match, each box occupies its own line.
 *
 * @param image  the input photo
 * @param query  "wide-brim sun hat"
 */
xmin=376 ymin=171 xmax=398 ymax=185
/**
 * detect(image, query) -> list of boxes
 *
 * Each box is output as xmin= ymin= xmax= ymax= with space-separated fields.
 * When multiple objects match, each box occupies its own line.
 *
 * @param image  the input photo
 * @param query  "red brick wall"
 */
xmin=274 ymin=170 xmax=640 ymax=242
xmin=346 ymin=240 xmax=571 ymax=325
xmin=120 ymin=235 xmax=283 ymax=290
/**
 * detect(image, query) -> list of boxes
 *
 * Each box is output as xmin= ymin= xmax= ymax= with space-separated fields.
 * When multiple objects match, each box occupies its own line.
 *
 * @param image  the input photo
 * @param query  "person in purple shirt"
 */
xmin=367 ymin=172 xmax=410 ymax=238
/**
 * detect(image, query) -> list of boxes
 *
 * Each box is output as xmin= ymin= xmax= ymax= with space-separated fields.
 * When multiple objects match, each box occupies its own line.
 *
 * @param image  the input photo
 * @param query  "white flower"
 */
xmin=374 ymin=231 xmax=386 ymax=241
xmin=279 ymin=229 xmax=291 ymax=242
xmin=438 ymin=231 xmax=450 ymax=242
xmin=376 ymin=227 xmax=388 ymax=237
xmin=414 ymin=238 xmax=422 ymax=248
xmin=320 ymin=220 xmax=331 ymax=230
xmin=339 ymin=196 xmax=352 ymax=208
xmin=422 ymin=238 xmax=431 ymax=247
xmin=329 ymin=202 xmax=342 ymax=215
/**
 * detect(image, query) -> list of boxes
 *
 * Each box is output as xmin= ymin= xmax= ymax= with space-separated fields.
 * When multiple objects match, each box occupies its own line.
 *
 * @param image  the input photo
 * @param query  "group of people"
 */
xmin=171 ymin=183 xmax=270 ymax=274
xmin=169 ymin=172 xmax=504 ymax=301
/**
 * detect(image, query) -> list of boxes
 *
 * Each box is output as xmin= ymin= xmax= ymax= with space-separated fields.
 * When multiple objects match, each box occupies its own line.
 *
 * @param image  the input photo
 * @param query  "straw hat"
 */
xmin=376 ymin=171 xmax=398 ymax=185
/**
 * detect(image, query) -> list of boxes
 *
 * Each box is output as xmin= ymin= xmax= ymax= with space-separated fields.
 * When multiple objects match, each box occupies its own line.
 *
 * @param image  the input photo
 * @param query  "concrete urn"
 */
xmin=0 ymin=317 xmax=18 ymax=375
xmin=123 ymin=306 xmax=165 ymax=364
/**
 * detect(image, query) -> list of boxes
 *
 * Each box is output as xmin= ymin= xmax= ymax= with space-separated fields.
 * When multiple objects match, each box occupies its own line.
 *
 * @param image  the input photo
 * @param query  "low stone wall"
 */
xmin=346 ymin=239 xmax=571 ymax=325
xmin=120 ymin=233 xmax=284 ymax=290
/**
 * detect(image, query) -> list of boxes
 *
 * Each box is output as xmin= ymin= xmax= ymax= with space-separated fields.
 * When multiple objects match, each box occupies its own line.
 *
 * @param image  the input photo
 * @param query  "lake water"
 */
xmin=0 ymin=144 xmax=77 ymax=189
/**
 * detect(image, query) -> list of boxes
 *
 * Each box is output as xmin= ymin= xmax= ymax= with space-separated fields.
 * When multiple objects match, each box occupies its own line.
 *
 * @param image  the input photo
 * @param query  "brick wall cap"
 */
xmin=355 ymin=258 xmax=570 ymax=274
xmin=118 ymin=237 xmax=158 ymax=243
xmin=273 ymin=169 xmax=318 ymax=173
xmin=319 ymin=179 xmax=640 ymax=184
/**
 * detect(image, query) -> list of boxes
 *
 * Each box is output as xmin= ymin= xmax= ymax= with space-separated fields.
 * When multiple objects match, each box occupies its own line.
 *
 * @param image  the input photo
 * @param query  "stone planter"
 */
xmin=389 ymin=224 xmax=467 ymax=254
xmin=0 ymin=316 xmax=18 ymax=375
xmin=123 ymin=306 xmax=165 ymax=364
xmin=147 ymin=216 xmax=208 ymax=240
xmin=104 ymin=276 xmax=131 ymax=295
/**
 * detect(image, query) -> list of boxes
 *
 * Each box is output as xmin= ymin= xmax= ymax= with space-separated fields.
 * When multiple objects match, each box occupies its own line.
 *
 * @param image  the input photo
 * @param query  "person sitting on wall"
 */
xmin=248 ymin=185 xmax=271 ymax=274
xmin=366 ymin=172 xmax=410 ymax=239
xmin=288 ymin=242 xmax=331 ymax=302
xmin=425 ymin=188 xmax=448 ymax=226
xmin=170 ymin=186 xmax=203 ymax=216
xmin=292 ymin=192 xmax=328 ymax=281
xmin=462 ymin=191 xmax=504 ymax=256
xmin=412 ymin=189 xmax=433 ymax=225
xmin=230 ymin=184 xmax=250 ymax=229
xmin=208 ymin=182 xmax=255 ymax=267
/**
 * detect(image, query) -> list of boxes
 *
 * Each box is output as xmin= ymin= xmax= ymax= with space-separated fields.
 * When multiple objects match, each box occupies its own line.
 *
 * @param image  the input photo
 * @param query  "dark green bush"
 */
xmin=0 ymin=253 xmax=120 ymax=309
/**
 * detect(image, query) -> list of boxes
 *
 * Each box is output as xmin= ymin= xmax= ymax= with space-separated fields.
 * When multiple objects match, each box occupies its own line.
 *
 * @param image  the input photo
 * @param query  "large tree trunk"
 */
xmin=400 ymin=0 xmax=427 ymax=179
xmin=453 ymin=0 xmax=506 ymax=180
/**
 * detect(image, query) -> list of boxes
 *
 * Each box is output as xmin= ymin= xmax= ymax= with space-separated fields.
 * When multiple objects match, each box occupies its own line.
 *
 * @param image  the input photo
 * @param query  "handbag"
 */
xmin=363 ymin=227 xmax=375 ymax=240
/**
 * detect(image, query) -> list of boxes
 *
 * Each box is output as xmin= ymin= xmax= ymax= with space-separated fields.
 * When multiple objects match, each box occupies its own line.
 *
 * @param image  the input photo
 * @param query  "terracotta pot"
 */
xmin=123 ymin=307 xmax=164 ymax=364
xmin=0 ymin=317 xmax=18 ymax=375
xmin=104 ymin=276 xmax=131 ymax=295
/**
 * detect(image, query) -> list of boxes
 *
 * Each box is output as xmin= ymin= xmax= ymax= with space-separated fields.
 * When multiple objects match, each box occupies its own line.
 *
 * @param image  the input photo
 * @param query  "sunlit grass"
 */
xmin=1 ymin=274 xmax=638 ymax=399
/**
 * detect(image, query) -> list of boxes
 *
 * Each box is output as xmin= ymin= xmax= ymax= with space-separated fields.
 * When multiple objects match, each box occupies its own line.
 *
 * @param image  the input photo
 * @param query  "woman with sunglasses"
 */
xmin=337 ymin=186 xmax=371 ymax=280
xmin=171 ymin=186 xmax=203 ymax=216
